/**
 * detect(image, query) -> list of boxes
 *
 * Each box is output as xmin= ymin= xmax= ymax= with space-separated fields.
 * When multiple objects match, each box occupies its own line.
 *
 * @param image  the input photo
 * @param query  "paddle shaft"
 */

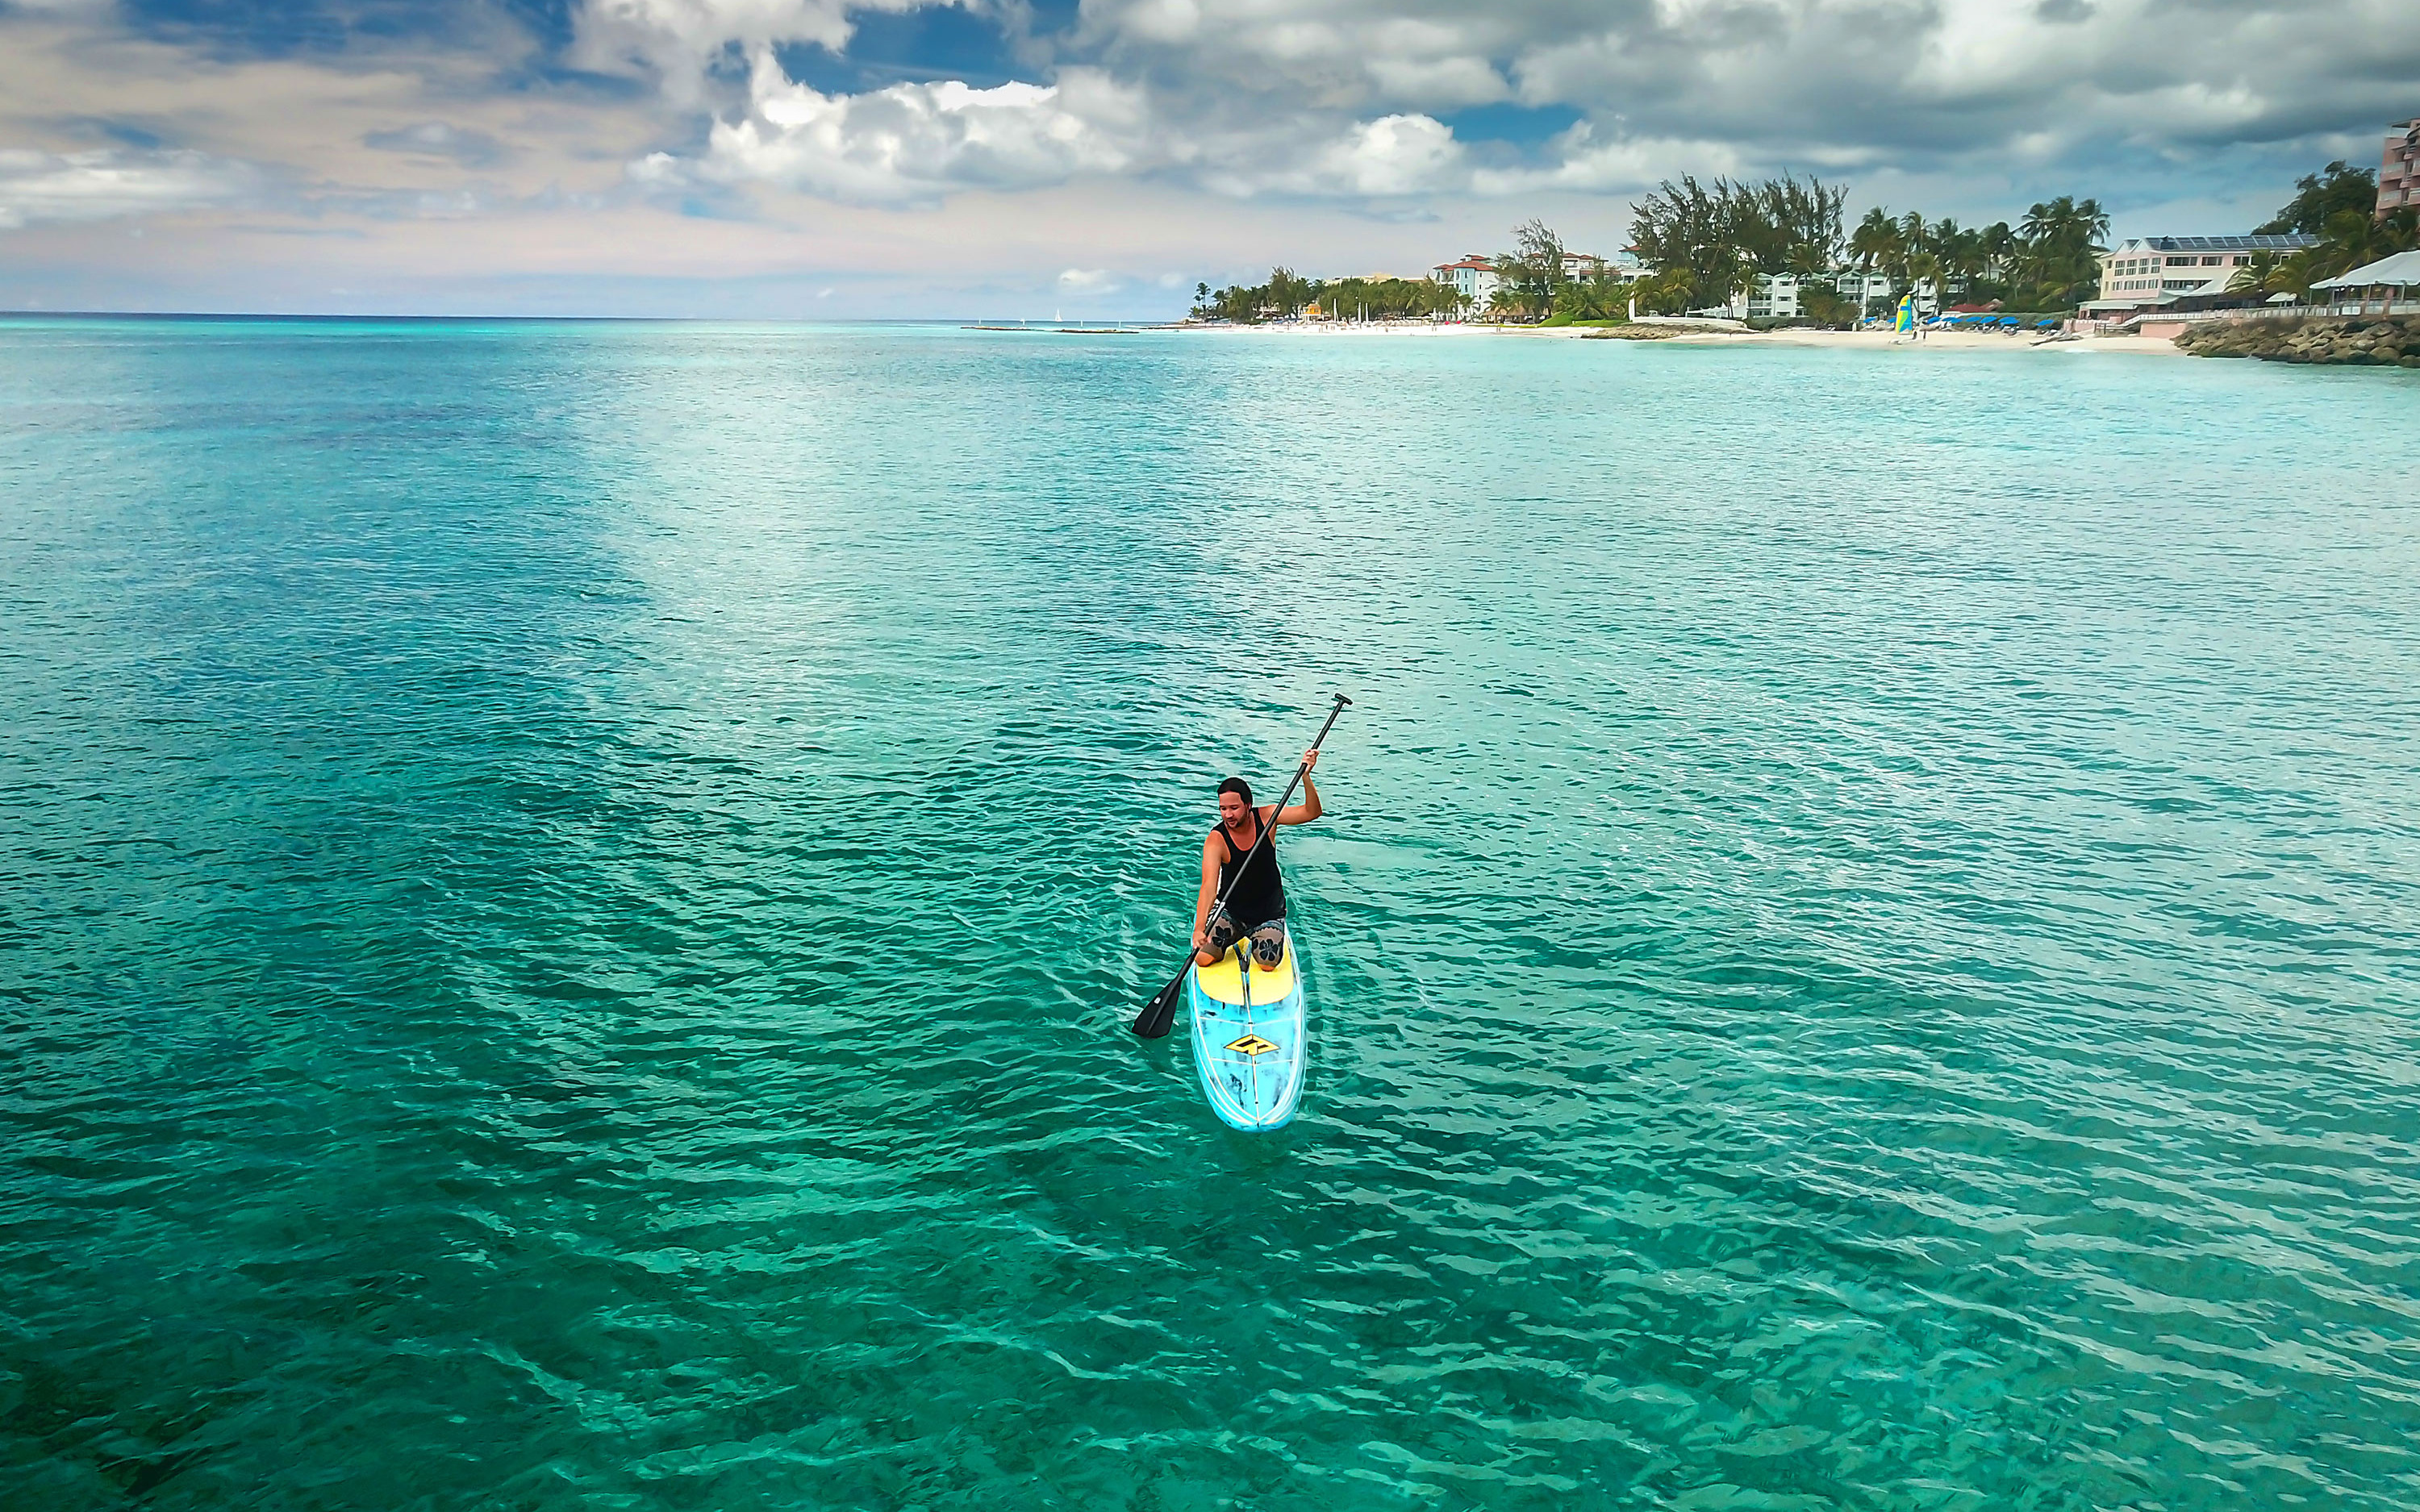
xmin=1133 ymin=694 xmax=1350 ymax=1038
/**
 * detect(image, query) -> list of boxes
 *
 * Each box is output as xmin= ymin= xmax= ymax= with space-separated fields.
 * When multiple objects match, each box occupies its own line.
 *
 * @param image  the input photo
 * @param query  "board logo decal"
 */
xmin=1225 ymin=1034 xmax=1278 ymax=1056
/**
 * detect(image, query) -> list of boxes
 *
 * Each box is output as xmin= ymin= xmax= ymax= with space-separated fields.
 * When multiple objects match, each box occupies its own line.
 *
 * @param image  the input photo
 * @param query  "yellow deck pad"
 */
xmin=1193 ymin=937 xmax=1296 ymax=1005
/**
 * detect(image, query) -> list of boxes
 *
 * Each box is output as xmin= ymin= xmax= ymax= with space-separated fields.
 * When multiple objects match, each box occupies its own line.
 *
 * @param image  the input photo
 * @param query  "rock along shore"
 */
xmin=2176 ymin=314 xmax=2420 ymax=367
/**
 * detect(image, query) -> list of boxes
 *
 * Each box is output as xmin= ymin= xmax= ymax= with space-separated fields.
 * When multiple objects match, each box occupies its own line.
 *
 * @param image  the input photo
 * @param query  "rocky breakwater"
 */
xmin=2176 ymin=314 xmax=2420 ymax=367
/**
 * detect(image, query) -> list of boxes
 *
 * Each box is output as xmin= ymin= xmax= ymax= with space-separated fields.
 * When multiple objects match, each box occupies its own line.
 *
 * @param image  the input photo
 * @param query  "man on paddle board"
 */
xmin=1193 ymin=752 xmax=1322 ymax=972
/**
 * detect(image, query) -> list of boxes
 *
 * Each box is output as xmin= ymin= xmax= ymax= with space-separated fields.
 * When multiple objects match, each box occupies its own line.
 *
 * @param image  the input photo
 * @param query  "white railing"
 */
xmin=2133 ymin=299 xmax=2420 ymax=328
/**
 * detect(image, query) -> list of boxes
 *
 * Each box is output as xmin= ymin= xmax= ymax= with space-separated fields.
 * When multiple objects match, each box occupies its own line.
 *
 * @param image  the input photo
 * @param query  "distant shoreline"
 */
xmin=1175 ymin=320 xmax=2186 ymax=355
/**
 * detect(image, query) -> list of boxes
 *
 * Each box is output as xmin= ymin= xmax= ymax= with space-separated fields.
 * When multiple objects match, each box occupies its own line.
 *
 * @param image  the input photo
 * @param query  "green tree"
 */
xmin=1487 ymin=219 xmax=1567 ymax=320
xmin=1907 ymin=251 xmax=1942 ymax=310
xmin=1209 ymin=279 xmax=1271 ymax=323
xmin=1799 ymin=285 xmax=1857 ymax=327
xmin=1551 ymin=272 xmax=1625 ymax=321
xmin=1629 ymin=264 xmax=1696 ymax=315
xmin=1264 ymin=266 xmax=1315 ymax=318
xmin=1896 ymin=210 xmax=1930 ymax=281
xmin=1980 ymin=221 xmax=2019 ymax=283
xmin=1634 ymin=175 xmax=1844 ymax=311
xmin=2017 ymin=196 xmax=2109 ymax=308
xmin=1738 ymin=176 xmax=1846 ymax=273
xmin=2267 ymin=248 xmax=2323 ymax=302
xmin=2257 ymin=161 xmax=2379 ymax=236
xmin=2226 ymin=251 xmax=2284 ymax=296
xmin=1850 ymin=206 xmax=1901 ymax=273
xmin=2309 ymin=205 xmax=2420 ymax=281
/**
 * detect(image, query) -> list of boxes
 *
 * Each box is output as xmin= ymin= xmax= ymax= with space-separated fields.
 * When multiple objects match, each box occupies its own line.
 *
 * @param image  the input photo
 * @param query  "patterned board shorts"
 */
xmin=1206 ymin=914 xmax=1287 ymax=966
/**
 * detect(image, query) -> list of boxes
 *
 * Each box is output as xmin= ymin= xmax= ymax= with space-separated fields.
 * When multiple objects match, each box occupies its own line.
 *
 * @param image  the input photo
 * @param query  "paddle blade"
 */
xmin=1131 ymin=961 xmax=1191 ymax=1039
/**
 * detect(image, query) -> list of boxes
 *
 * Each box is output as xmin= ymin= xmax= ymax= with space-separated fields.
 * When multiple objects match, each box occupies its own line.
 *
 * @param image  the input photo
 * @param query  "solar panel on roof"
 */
xmin=2141 ymin=234 xmax=2314 ymax=251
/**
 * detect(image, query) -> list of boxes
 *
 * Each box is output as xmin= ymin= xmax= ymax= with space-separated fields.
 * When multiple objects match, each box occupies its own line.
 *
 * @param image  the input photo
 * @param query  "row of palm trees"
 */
xmin=1191 ymin=268 xmax=1458 ymax=323
xmin=1846 ymin=198 xmax=2109 ymax=310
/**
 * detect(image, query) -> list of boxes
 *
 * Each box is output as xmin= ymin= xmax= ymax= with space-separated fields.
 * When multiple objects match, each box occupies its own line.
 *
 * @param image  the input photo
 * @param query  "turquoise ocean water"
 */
xmin=2 ymin=317 xmax=2416 ymax=1510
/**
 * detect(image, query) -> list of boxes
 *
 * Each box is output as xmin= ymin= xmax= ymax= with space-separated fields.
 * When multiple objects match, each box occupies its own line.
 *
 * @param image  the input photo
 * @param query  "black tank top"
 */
xmin=1215 ymin=808 xmax=1286 ymax=924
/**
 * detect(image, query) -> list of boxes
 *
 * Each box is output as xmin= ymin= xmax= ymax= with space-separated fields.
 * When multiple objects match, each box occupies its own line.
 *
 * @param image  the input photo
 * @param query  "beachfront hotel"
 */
xmin=1742 ymin=271 xmax=1896 ymax=320
xmin=1429 ymin=250 xmax=1635 ymax=310
xmin=2080 ymin=233 xmax=2314 ymax=319
xmin=1431 ymin=256 xmax=1499 ymax=310
xmin=2380 ymin=119 xmax=2420 ymax=216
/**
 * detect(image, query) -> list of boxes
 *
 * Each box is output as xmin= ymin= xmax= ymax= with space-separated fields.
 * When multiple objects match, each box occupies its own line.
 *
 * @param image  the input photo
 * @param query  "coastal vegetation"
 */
xmin=2222 ymin=161 xmax=2419 ymax=300
xmin=1622 ymin=177 xmax=2110 ymax=314
xmin=1192 ymin=269 xmax=1458 ymax=323
xmin=1838 ymin=197 xmax=2109 ymax=310
xmin=1485 ymin=219 xmax=1637 ymax=322
xmin=1626 ymin=175 xmax=1848 ymax=313
xmin=2168 ymin=164 xmax=2420 ymax=369
xmin=1190 ymin=152 xmax=2419 ymax=329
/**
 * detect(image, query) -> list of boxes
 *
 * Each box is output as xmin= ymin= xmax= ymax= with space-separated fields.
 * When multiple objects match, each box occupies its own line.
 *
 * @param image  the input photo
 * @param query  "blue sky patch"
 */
xmin=1437 ymin=102 xmax=1583 ymax=148
xmin=776 ymin=6 xmax=1028 ymax=94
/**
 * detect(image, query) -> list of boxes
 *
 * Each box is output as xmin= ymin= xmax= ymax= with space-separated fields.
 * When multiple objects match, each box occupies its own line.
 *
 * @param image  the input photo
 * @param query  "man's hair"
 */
xmin=1216 ymin=777 xmax=1254 ymax=806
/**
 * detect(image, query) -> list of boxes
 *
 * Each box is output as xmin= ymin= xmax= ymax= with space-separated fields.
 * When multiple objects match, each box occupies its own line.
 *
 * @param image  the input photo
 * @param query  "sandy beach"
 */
xmin=1695 ymin=326 xmax=2185 ymax=356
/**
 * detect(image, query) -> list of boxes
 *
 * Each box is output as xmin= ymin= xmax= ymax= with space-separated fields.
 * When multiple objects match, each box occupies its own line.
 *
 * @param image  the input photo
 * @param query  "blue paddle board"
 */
xmin=1187 ymin=927 xmax=1308 ymax=1131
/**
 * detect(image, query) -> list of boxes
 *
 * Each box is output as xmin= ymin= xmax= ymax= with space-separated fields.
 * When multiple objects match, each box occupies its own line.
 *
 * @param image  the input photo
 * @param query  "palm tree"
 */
xmin=2017 ymin=197 xmax=2110 ymax=307
xmin=2226 ymin=252 xmax=2281 ymax=296
xmin=2020 ymin=195 xmax=2107 ymax=249
xmin=1908 ymin=252 xmax=1942 ymax=310
xmin=1980 ymin=222 xmax=2019 ymax=283
xmin=1632 ymin=265 xmax=1696 ymax=316
xmin=2309 ymin=206 xmax=2419 ymax=281
xmin=1850 ymin=207 xmax=1900 ymax=273
xmin=2270 ymin=248 xmax=2323 ymax=303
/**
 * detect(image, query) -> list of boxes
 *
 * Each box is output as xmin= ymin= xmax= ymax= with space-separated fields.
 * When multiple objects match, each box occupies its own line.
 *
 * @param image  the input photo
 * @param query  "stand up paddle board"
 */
xmin=1188 ymin=927 xmax=1308 ymax=1131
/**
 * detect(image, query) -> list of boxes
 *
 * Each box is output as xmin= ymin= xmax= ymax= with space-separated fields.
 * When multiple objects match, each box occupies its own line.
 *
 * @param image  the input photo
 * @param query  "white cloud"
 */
xmin=1079 ymin=0 xmax=1521 ymax=112
xmin=650 ymin=48 xmax=1150 ymax=205
xmin=1472 ymin=121 xmax=1742 ymax=197
xmin=0 ymin=148 xmax=264 ymax=229
xmin=594 ymin=0 xmax=2420 ymax=216
xmin=1058 ymin=266 xmax=1113 ymax=291
xmin=364 ymin=122 xmax=508 ymax=167
xmin=572 ymin=0 xmax=928 ymax=102
xmin=1066 ymin=0 xmax=2420 ymax=193
xmin=1212 ymin=112 xmax=1467 ymax=198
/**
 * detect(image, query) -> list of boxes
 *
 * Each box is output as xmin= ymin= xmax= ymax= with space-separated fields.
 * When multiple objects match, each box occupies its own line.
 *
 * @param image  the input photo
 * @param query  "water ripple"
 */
xmin=2 ymin=319 xmax=2418 ymax=1510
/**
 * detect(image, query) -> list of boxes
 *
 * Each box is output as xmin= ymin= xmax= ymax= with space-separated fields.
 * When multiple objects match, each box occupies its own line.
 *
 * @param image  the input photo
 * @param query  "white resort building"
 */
xmin=1738 ymin=271 xmax=1896 ymax=319
xmin=2080 ymin=234 xmax=2314 ymax=318
xmin=1695 ymin=269 xmax=1901 ymax=320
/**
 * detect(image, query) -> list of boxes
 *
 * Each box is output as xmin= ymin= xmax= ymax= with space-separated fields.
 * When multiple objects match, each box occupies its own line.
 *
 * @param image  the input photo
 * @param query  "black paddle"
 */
xmin=1132 ymin=694 xmax=1351 ymax=1040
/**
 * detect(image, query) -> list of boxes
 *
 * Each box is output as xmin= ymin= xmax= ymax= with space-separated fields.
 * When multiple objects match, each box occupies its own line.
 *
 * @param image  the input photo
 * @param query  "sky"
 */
xmin=2 ymin=0 xmax=2415 ymax=318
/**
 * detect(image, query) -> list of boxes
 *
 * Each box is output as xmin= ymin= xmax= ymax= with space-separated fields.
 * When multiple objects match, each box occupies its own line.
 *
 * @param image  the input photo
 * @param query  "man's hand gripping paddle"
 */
xmin=1132 ymin=694 xmax=1351 ymax=1040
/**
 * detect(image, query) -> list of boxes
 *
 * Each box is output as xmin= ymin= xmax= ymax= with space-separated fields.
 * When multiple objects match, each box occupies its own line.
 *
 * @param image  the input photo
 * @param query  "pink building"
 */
xmin=2380 ymin=119 xmax=2420 ymax=218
